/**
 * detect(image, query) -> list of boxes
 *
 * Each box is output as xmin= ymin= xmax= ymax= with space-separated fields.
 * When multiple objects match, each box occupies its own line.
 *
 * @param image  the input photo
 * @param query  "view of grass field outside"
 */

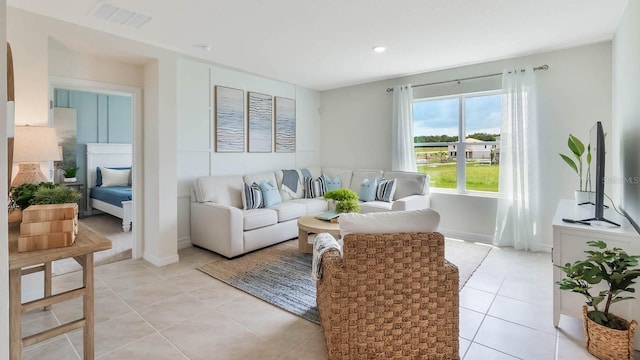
xmin=413 ymin=92 xmax=502 ymax=192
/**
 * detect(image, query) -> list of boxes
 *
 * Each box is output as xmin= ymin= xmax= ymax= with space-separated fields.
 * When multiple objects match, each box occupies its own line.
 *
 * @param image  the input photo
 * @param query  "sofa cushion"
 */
xmin=243 ymin=208 xmax=278 ymax=230
xmin=290 ymin=198 xmax=330 ymax=215
xmin=358 ymin=177 xmax=378 ymax=202
xmin=303 ymin=167 xmax=322 ymax=178
xmin=350 ymin=170 xmax=384 ymax=194
xmin=323 ymin=175 xmax=342 ymax=191
xmin=376 ymin=178 xmax=397 ymax=202
xmin=194 ymin=175 xmax=244 ymax=208
xmin=259 ymin=180 xmax=282 ymax=207
xmin=360 ymin=200 xmax=393 ymax=213
xmin=268 ymin=202 xmax=307 ymax=222
xmin=242 ymin=182 xmax=263 ymax=210
xmin=322 ymin=168 xmax=353 ymax=190
xmin=244 ymin=171 xmax=278 ymax=188
xmin=340 ymin=209 xmax=440 ymax=236
xmin=382 ymin=171 xmax=428 ymax=199
xmin=304 ymin=176 xmax=326 ymax=198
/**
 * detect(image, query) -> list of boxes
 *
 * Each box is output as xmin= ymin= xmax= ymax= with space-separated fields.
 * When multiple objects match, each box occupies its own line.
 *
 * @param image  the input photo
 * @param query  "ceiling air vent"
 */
xmin=90 ymin=2 xmax=151 ymax=29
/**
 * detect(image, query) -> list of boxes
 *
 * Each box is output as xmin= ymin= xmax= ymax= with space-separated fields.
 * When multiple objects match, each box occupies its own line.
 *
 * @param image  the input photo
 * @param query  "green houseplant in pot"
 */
xmin=61 ymin=165 xmax=79 ymax=183
xmin=556 ymin=240 xmax=640 ymax=360
xmin=323 ymin=189 xmax=360 ymax=214
xmin=559 ymin=134 xmax=593 ymax=204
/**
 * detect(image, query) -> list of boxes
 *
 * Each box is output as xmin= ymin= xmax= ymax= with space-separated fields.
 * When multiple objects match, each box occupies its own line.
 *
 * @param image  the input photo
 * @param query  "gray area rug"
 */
xmin=197 ymin=238 xmax=492 ymax=324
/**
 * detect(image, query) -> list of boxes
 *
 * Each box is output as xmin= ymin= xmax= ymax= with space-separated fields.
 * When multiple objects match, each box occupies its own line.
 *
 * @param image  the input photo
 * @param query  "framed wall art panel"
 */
xmin=274 ymin=96 xmax=295 ymax=153
xmin=247 ymin=92 xmax=272 ymax=153
xmin=214 ymin=86 xmax=245 ymax=152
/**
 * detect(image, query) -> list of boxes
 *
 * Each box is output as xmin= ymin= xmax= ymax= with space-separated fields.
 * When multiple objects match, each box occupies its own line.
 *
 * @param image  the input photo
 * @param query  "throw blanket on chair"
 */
xmin=312 ymin=233 xmax=342 ymax=281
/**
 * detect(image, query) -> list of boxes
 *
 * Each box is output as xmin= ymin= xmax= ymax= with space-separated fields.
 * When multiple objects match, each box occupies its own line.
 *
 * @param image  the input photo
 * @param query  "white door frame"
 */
xmin=48 ymin=76 xmax=143 ymax=259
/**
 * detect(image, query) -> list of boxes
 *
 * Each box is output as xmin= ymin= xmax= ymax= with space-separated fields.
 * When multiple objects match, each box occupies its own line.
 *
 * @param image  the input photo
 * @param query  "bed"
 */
xmin=86 ymin=143 xmax=133 ymax=232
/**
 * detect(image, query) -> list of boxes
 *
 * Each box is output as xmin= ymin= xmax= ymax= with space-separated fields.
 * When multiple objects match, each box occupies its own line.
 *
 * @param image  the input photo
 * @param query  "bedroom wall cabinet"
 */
xmin=61 ymin=182 xmax=86 ymax=217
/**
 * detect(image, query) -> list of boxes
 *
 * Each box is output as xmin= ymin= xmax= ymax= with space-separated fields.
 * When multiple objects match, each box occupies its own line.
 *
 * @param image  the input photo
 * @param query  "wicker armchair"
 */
xmin=316 ymin=229 xmax=459 ymax=359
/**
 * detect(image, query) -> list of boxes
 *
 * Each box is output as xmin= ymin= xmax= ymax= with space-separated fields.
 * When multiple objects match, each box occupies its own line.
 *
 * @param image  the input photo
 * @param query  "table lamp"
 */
xmin=11 ymin=125 xmax=61 ymax=187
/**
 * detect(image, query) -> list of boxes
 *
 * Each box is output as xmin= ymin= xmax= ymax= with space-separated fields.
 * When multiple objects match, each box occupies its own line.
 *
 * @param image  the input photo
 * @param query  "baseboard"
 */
xmin=440 ymin=228 xmax=553 ymax=253
xmin=178 ymin=237 xmax=192 ymax=250
xmin=439 ymin=228 xmax=494 ymax=245
xmin=143 ymin=252 xmax=179 ymax=267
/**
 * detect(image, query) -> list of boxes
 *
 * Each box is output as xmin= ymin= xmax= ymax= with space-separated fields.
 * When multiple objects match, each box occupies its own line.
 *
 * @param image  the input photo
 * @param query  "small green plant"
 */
xmin=9 ymin=182 xmax=58 ymax=210
xmin=61 ymin=165 xmax=79 ymax=178
xmin=323 ymin=188 xmax=360 ymax=213
xmin=559 ymin=134 xmax=589 ymax=191
xmin=556 ymin=241 xmax=640 ymax=330
xmin=31 ymin=186 xmax=81 ymax=205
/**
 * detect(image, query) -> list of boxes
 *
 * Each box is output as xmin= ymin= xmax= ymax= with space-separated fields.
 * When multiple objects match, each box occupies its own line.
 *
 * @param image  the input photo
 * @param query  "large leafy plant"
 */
xmin=9 ymin=182 xmax=80 ymax=210
xmin=556 ymin=241 xmax=640 ymax=329
xmin=323 ymin=189 xmax=360 ymax=213
xmin=9 ymin=182 xmax=58 ymax=210
xmin=559 ymin=134 xmax=592 ymax=192
xmin=32 ymin=186 xmax=81 ymax=205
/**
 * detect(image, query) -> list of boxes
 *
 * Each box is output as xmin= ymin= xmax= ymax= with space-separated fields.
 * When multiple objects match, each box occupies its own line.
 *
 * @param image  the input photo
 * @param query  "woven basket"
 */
xmin=582 ymin=305 xmax=638 ymax=360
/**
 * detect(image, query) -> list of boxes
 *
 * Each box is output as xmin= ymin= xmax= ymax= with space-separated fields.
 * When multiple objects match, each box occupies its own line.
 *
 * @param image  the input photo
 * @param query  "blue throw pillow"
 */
xmin=242 ymin=182 xmax=263 ymax=210
xmin=358 ymin=178 xmax=378 ymax=202
xmin=259 ymin=180 xmax=282 ymax=207
xmin=322 ymin=175 xmax=342 ymax=191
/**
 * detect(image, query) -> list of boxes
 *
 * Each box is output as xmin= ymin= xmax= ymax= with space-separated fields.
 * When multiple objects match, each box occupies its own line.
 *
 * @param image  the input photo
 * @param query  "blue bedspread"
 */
xmin=90 ymin=186 xmax=132 ymax=207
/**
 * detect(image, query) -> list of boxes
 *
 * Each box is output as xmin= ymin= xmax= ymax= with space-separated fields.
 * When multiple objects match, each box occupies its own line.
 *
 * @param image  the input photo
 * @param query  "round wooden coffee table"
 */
xmin=297 ymin=215 xmax=340 ymax=253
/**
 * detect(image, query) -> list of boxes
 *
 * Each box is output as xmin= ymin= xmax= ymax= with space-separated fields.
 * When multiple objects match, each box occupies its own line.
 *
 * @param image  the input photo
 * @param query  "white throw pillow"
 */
xmin=339 ymin=209 xmax=440 ymax=236
xmin=100 ymin=167 xmax=131 ymax=187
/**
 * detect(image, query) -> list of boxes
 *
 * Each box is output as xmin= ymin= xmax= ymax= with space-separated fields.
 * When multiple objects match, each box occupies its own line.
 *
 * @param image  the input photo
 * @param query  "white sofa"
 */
xmin=190 ymin=167 xmax=430 ymax=258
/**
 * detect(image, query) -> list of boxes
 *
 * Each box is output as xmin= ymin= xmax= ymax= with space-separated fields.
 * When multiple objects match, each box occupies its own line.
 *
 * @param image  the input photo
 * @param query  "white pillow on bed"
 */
xmin=100 ymin=167 xmax=131 ymax=187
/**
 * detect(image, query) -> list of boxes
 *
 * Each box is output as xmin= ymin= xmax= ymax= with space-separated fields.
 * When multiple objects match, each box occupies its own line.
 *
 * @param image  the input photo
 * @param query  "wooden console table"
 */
xmin=8 ymin=222 xmax=112 ymax=360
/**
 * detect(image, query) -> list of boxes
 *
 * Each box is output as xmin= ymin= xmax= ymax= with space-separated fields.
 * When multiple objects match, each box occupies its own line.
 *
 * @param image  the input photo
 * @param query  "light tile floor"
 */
xmin=19 ymin=243 xmax=638 ymax=359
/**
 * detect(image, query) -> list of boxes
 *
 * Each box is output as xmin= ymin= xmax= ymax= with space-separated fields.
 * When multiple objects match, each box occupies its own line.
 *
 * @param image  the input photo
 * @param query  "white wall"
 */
xmin=48 ymin=41 xmax=143 ymax=88
xmin=612 ymin=1 xmax=640 ymax=221
xmin=320 ymin=42 xmax=613 ymax=249
xmin=176 ymin=58 xmax=321 ymax=245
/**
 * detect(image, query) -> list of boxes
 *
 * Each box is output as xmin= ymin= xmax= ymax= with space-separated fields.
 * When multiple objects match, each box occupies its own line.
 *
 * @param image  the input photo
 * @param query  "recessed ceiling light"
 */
xmin=372 ymin=46 xmax=386 ymax=53
xmin=197 ymin=44 xmax=212 ymax=51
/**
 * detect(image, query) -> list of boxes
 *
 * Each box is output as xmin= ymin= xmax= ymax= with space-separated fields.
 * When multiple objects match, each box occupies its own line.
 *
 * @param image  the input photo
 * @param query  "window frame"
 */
xmin=413 ymin=89 xmax=501 ymax=196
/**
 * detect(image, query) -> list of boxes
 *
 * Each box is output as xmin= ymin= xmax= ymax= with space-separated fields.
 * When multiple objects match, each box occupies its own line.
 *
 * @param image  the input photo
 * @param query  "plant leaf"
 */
xmin=560 ymin=154 xmax=578 ymax=174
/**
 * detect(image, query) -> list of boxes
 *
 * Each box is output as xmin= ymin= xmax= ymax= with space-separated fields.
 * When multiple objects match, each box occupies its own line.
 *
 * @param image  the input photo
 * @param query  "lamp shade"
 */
xmin=13 ymin=125 xmax=61 ymax=163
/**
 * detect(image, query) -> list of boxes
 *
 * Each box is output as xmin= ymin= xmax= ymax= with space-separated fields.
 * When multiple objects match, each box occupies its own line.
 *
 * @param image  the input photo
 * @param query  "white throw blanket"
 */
xmin=312 ymin=233 xmax=342 ymax=281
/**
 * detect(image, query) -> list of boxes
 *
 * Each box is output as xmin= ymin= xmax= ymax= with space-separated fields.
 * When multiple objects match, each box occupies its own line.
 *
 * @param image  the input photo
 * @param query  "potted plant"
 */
xmin=556 ymin=240 xmax=640 ymax=360
xmin=31 ymin=186 xmax=81 ymax=205
xmin=559 ymin=134 xmax=593 ymax=204
xmin=323 ymin=189 xmax=360 ymax=213
xmin=61 ymin=165 xmax=80 ymax=183
xmin=8 ymin=182 xmax=80 ymax=222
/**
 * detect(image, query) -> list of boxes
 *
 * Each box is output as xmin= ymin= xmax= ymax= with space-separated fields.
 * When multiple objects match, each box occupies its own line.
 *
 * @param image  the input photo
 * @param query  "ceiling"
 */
xmin=8 ymin=0 xmax=629 ymax=91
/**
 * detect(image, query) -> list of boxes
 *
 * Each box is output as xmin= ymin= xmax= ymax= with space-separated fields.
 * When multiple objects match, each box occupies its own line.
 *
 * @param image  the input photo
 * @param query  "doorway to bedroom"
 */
xmin=48 ymin=79 xmax=142 ymax=275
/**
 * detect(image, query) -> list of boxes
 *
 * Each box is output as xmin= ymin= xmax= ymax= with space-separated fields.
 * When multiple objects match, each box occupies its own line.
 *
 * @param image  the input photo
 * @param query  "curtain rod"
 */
xmin=385 ymin=64 xmax=549 ymax=92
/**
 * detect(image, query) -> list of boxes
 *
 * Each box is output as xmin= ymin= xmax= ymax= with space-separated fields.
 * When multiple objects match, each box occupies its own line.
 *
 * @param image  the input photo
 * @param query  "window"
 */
xmin=413 ymin=91 xmax=501 ymax=193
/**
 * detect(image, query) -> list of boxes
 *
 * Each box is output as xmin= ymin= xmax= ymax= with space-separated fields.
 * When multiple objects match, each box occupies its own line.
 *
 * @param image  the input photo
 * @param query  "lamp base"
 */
xmin=11 ymin=163 xmax=48 ymax=188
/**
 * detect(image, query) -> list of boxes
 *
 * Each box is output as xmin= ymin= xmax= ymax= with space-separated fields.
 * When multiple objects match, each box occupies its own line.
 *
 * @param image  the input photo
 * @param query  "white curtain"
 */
xmin=392 ymin=85 xmax=417 ymax=172
xmin=493 ymin=66 xmax=541 ymax=251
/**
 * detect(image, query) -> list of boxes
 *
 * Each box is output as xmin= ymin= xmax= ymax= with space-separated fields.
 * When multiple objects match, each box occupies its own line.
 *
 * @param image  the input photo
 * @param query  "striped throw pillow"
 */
xmin=304 ymin=176 xmax=326 ymax=198
xmin=242 ymin=182 xmax=263 ymax=210
xmin=376 ymin=178 xmax=397 ymax=202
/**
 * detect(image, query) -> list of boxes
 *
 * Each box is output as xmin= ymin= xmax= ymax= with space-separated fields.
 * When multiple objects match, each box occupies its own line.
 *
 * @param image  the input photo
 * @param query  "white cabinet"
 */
xmin=553 ymin=199 xmax=640 ymax=349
